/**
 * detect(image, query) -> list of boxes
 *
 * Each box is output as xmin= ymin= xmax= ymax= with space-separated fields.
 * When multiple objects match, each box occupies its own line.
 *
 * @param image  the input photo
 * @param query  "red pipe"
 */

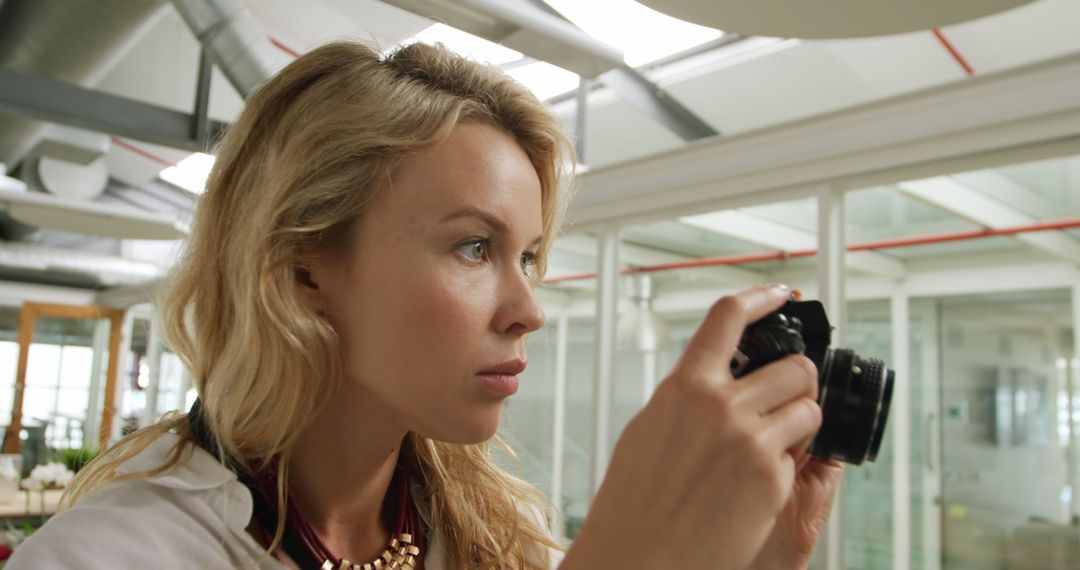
xmin=270 ymin=37 xmax=300 ymax=59
xmin=932 ymin=28 xmax=974 ymax=77
xmin=110 ymin=136 xmax=175 ymax=168
xmin=542 ymin=218 xmax=1080 ymax=285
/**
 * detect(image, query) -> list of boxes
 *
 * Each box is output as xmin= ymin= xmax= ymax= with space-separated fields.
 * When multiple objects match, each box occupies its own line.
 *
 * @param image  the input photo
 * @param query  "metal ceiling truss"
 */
xmin=522 ymin=0 xmax=719 ymax=142
xmin=0 ymin=67 xmax=228 ymax=153
xmin=898 ymin=175 xmax=1080 ymax=264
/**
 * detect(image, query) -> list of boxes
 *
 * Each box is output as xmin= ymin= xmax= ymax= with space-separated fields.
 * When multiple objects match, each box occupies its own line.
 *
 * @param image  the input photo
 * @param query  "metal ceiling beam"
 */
xmin=570 ymin=53 xmax=1080 ymax=229
xmin=898 ymin=176 xmax=1080 ymax=263
xmin=170 ymin=0 xmax=291 ymax=98
xmin=599 ymin=64 xmax=719 ymax=141
xmin=524 ymin=0 xmax=719 ymax=141
xmin=680 ymin=209 xmax=908 ymax=278
xmin=0 ymin=67 xmax=229 ymax=153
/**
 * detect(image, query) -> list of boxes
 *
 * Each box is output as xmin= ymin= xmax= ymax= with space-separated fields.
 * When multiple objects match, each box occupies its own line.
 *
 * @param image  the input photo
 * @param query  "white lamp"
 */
xmin=617 ymin=272 xmax=673 ymax=353
xmin=617 ymin=272 xmax=673 ymax=404
xmin=638 ymin=0 xmax=1038 ymax=39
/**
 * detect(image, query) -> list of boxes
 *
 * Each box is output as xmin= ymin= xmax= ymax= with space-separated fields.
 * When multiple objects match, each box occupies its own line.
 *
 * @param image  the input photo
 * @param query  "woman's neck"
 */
xmin=287 ymin=382 xmax=409 ymax=563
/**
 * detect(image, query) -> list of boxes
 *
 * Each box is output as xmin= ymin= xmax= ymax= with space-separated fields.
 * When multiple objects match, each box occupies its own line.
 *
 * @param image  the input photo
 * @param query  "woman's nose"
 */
xmin=497 ymin=271 xmax=546 ymax=336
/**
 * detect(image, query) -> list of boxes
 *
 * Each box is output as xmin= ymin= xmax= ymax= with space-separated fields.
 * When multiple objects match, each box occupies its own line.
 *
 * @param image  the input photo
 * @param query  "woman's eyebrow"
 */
xmin=441 ymin=207 xmax=543 ymax=246
xmin=442 ymin=207 xmax=508 ymax=233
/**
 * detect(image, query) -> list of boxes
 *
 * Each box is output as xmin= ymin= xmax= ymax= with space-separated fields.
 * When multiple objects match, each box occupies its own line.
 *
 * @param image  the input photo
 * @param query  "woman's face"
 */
xmin=308 ymin=122 xmax=547 ymax=443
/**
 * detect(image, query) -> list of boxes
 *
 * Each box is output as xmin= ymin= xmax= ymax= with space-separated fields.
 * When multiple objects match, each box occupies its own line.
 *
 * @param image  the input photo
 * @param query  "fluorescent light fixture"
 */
xmin=160 ymin=152 xmax=216 ymax=194
xmin=407 ymin=23 xmax=525 ymax=66
xmin=543 ymin=0 xmax=723 ymax=67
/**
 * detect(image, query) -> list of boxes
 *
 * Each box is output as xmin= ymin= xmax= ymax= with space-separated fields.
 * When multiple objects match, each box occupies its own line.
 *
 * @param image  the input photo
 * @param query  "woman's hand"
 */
xmin=561 ymin=284 xmax=823 ymax=570
xmin=749 ymin=455 xmax=844 ymax=570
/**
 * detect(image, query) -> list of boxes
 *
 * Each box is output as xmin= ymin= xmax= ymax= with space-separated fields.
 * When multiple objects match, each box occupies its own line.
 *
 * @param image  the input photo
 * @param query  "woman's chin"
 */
xmin=422 ymin=411 xmax=503 ymax=444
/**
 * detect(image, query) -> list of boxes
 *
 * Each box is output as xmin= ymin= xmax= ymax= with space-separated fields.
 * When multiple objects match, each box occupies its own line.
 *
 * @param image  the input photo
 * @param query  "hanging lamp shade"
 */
xmin=616 ymin=273 xmax=673 ymax=352
xmin=636 ymin=0 xmax=1038 ymax=39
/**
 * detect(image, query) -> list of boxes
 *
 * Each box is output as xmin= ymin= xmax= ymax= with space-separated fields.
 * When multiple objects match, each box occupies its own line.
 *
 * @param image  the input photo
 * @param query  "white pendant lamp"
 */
xmin=616 ymin=273 xmax=673 ymax=353
xmin=637 ymin=0 xmax=1038 ymax=39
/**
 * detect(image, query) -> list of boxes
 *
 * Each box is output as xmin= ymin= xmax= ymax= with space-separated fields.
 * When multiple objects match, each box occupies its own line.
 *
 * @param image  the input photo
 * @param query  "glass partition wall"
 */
xmin=1 ymin=146 xmax=1075 ymax=568
xmin=516 ymin=152 xmax=1080 ymax=570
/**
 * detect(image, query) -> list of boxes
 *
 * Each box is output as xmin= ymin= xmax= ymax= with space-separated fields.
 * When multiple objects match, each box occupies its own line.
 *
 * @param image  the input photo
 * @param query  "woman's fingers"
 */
xmin=761 ymin=397 xmax=823 ymax=452
xmin=677 ymin=284 xmax=792 ymax=385
xmin=735 ymin=354 xmax=819 ymax=414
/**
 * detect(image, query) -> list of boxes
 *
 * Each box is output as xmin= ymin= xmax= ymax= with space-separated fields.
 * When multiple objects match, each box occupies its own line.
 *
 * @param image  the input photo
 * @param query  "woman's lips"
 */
xmin=476 ymin=359 xmax=525 ymax=396
xmin=476 ymin=372 xmax=519 ymax=396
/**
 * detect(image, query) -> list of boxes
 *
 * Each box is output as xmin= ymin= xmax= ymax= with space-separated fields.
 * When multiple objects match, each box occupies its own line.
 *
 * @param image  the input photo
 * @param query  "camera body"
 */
xmin=731 ymin=300 xmax=894 ymax=465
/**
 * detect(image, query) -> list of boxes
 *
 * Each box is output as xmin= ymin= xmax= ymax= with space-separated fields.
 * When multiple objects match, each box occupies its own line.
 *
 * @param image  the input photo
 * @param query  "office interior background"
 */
xmin=0 ymin=0 xmax=1079 ymax=568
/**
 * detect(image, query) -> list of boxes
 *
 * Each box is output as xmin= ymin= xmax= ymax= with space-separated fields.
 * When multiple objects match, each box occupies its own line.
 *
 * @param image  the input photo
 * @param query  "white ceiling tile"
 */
xmin=248 ymin=0 xmax=431 ymax=54
xmin=664 ymin=42 xmax=877 ymax=136
xmin=820 ymin=32 xmax=967 ymax=97
xmin=562 ymin=98 xmax=685 ymax=169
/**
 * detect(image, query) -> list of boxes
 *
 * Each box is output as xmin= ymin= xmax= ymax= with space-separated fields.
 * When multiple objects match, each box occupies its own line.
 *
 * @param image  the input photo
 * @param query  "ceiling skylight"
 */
xmin=543 ymin=0 xmax=724 ymax=67
xmin=159 ymin=152 xmax=215 ymax=194
xmin=405 ymin=23 xmax=524 ymax=66
xmin=396 ymin=1 xmax=721 ymax=101
xmin=504 ymin=62 xmax=581 ymax=101
xmin=400 ymin=23 xmax=579 ymax=101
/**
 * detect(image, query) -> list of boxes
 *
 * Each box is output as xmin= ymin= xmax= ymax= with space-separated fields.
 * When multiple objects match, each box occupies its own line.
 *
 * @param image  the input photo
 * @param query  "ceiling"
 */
xmin=0 ymin=0 xmax=1078 ymax=305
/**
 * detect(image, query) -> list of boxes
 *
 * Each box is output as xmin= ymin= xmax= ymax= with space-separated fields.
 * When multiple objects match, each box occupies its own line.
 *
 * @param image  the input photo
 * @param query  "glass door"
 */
xmin=2 ymin=303 xmax=125 ymax=456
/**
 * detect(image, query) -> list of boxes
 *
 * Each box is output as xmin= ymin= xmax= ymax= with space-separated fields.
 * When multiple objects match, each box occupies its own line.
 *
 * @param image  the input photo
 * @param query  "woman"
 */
xmin=10 ymin=41 xmax=841 ymax=569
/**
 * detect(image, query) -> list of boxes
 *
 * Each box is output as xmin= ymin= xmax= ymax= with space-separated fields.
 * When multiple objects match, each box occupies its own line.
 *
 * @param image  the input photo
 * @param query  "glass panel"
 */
xmin=739 ymin=197 xmax=818 ymax=233
xmin=846 ymin=187 xmax=979 ymax=243
xmin=961 ymin=155 xmax=1080 ymax=220
xmin=910 ymin=299 xmax=942 ymax=570
xmin=499 ymin=237 xmax=598 ymax=541
xmin=119 ymin=317 xmax=152 ymax=431
xmin=4 ymin=310 xmax=110 ymax=462
xmin=843 ymin=300 xmax=894 ymax=569
xmin=561 ymin=317 xmax=595 ymax=540
xmin=934 ymin=289 xmax=1077 ymax=570
xmin=498 ymin=326 xmax=557 ymax=499
xmin=0 ymin=340 xmax=18 ymax=423
xmin=23 ymin=344 xmax=61 ymax=425
xmin=154 ymin=350 xmax=188 ymax=418
xmin=624 ymin=220 xmax=762 ymax=258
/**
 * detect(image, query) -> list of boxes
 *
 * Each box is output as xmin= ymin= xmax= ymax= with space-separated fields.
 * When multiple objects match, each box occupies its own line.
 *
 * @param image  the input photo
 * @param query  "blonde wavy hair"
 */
xmin=64 ymin=41 xmax=573 ymax=568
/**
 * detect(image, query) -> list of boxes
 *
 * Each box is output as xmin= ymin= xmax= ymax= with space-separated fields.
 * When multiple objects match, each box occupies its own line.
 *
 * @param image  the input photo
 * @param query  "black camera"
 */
xmin=731 ymin=300 xmax=894 ymax=465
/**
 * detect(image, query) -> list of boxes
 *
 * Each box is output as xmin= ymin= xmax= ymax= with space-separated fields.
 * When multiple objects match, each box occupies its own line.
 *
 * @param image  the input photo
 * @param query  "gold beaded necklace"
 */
xmin=295 ymin=469 xmax=422 ymax=570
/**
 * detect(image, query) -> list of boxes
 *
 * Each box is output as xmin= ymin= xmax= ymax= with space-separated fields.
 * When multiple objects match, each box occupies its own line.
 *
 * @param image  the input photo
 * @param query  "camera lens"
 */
xmin=808 ymin=348 xmax=895 ymax=465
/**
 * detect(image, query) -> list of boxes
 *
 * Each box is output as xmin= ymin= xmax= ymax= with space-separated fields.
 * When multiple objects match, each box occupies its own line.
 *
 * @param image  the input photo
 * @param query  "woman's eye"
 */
xmin=457 ymin=240 xmax=487 ymax=262
xmin=521 ymin=253 xmax=538 ymax=279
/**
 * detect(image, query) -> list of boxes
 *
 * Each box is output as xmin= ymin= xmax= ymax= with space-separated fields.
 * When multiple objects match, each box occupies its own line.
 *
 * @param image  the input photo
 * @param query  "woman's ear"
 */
xmin=295 ymin=263 xmax=327 ymax=316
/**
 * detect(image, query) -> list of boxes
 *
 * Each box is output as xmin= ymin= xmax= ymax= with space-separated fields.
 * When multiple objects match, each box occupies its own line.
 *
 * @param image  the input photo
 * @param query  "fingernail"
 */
xmin=767 ymin=282 xmax=790 ymax=291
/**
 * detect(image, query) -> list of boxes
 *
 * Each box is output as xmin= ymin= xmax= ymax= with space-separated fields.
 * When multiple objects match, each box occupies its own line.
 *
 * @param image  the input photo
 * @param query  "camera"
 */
xmin=731 ymin=300 xmax=894 ymax=465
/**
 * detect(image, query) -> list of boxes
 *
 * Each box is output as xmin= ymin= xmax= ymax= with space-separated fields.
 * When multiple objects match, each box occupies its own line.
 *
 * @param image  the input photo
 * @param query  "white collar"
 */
xmin=114 ymin=432 xmax=445 ymax=568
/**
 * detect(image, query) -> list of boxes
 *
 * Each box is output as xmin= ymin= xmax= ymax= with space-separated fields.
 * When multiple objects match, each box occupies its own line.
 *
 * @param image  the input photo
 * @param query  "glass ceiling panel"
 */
xmin=958 ymin=155 xmax=1080 ymax=220
xmin=876 ymin=235 xmax=1027 ymax=260
xmin=621 ymin=220 xmax=763 ymax=259
xmin=397 ymin=24 xmax=579 ymax=101
xmin=407 ymin=23 xmax=524 ymax=65
xmin=738 ymin=198 xmax=817 ymax=233
xmin=845 ymin=186 xmax=981 ymax=243
xmin=543 ymin=0 xmax=724 ymax=67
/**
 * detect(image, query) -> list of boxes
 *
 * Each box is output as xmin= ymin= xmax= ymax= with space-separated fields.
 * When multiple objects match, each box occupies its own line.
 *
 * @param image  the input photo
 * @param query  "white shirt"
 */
xmin=8 ymin=433 xmax=561 ymax=569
